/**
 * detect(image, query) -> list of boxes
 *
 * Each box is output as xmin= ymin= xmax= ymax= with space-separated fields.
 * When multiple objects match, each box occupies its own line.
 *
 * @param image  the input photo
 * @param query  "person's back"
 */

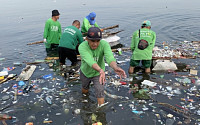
xmin=131 ymin=28 xmax=156 ymax=60
xmin=129 ymin=20 xmax=156 ymax=73
xmin=58 ymin=20 xmax=83 ymax=66
xmin=59 ymin=25 xmax=83 ymax=50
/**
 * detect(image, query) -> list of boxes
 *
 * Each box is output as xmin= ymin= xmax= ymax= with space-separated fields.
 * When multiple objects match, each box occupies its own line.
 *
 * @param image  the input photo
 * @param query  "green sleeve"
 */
xmin=152 ymin=32 xmax=156 ymax=48
xmin=103 ymin=41 xmax=116 ymax=65
xmin=131 ymin=31 xmax=137 ymax=51
xmin=58 ymin=23 xmax=62 ymax=40
xmin=84 ymin=18 xmax=90 ymax=32
xmin=94 ymin=22 xmax=99 ymax=28
xmin=79 ymin=44 xmax=96 ymax=67
xmin=77 ymin=31 xmax=84 ymax=44
xmin=43 ymin=20 xmax=49 ymax=39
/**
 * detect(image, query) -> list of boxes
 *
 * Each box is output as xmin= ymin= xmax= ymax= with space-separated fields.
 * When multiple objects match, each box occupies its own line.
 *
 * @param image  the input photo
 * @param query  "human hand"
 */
xmin=114 ymin=67 xmax=127 ymax=79
xmin=99 ymin=69 xmax=106 ymax=85
xmin=43 ymin=38 xmax=47 ymax=43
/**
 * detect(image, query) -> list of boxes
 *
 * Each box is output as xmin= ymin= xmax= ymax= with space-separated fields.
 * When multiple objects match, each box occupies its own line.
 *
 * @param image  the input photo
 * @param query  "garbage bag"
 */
xmin=152 ymin=60 xmax=177 ymax=71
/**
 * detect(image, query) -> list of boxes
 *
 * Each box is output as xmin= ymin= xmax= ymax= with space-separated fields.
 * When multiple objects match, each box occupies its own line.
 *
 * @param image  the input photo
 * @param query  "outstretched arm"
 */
xmin=110 ymin=61 xmax=127 ymax=79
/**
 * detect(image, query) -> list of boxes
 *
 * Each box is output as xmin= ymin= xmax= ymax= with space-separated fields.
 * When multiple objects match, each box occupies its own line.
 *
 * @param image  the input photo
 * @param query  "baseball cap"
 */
xmin=87 ymin=27 xmax=102 ymax=40
xmin=142 ymin=20 xmax=151 ymax=27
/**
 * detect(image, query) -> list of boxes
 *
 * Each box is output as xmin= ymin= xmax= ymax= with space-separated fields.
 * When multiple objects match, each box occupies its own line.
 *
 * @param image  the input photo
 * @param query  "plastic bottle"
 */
xmin=42 ymin=74 xmax=53 ymax=79
xmin=0 ymin=114 xmax=12 ymax=120
xmin=163 ymin=41 xmax=169 ymax=50
xmin=117 ymin=48 xmax=122 ymax=55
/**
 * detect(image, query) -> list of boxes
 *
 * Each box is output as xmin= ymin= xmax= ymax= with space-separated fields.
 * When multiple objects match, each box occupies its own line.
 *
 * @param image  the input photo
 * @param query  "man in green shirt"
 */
xmin=79 ymin=27 xmax=126 ymax=106
xmin=58 ymin=20 xmax=83 ymax=66
xmin=129 ymin=20 xmax=156 ymax=73
xmin=81 ymin=12 xmax=103 ymax=36
xmin=43 ymin=10 xmax=62 ymax=56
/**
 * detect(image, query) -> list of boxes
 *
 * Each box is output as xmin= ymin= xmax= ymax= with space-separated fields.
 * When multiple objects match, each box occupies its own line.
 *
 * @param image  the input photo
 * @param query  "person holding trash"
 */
xmin=58 ymin=20 xmax=83 ymax=66
xmin=78 ymin=27 xmax=126 ymax=106
xmin=81 ymin=12 xmax=103 ymax=36
xmin=43 ymin=9 xmax=62 ymax=56
xmin=128 ymin=20 xmax=156 ymax=73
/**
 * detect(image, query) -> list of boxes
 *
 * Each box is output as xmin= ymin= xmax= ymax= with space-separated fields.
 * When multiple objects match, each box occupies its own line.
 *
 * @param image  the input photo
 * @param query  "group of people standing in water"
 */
xmin=43 ymin=9 xmax=156 ymax=106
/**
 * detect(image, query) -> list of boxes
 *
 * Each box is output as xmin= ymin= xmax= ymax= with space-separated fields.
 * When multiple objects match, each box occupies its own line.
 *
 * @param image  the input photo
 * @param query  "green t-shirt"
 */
xmin=43 ymin=18 xmax=62 ymax=48
xmin=59 ymin=26 xmax=83 ymax=50
xmin=79 ymin=40 xmax=116 ymax=78
xmin=81 ymin=18 xmax=99 ymax=34
xmin=131 ymin=28 xmax=156 ymax=60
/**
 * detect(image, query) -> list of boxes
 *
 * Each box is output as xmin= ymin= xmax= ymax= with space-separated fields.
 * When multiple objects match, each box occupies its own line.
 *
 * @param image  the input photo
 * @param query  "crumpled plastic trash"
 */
xmin=152 ymin=60 xmax=177 ymax=71
xmin=42 ymin=74 xmax=53 ymax=79
xmin=141 ymin=80 xmax=157 ymax=87
xmin=132 ymin=110 xmax=144 ymax=114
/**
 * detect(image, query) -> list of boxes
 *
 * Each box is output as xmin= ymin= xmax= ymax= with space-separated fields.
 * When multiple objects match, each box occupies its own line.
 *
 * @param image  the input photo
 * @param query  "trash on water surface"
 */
xmin=74 ymin=109 xmax=81 ymax=115
xmin=13 ymin=62 xmax=22 ymax=66
xmin=46 ymin=96 xmax=52 ymax=105
xmin=141 ymin=80 xmax=157 ymax=87
xmin=0 ymin=71 xmax=8 ymax=76
xmin=18 ymin=81 xmax=25 ymax=86
xmin=2 ymin=67 xmax=15 ymax=72
xmin=132 ymin=110 xmax=144 ymax=115
xmin=152 ymin=60 xmax=177 ymax=71
xmin=42 ymin=74 xmax=53 ymax=79
xmin=92 ymin=122 xmax=102 ymax=125
xmin=190 ymin=69 xmax=198 ymax=75
xmin=25 ymin=122 xmax=33 ymax=125
xmin=43 ymin=120 xmax=53 ymax=123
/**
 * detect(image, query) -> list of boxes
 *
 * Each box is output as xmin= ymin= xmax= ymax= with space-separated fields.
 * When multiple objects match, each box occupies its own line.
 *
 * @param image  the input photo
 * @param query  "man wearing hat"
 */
xmin=81 ymin=12 xmax=103 ymax=36
xmin=129 ymin=20 xmax=156 ymax=73
xmin=79 ymin=27 xmax=126 ymax=106
xmin=43 ymin=9 xmax=62 ymax=56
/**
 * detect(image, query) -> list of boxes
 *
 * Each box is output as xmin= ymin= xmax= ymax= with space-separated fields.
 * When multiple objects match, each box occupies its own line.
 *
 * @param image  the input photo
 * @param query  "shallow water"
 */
xmin=0 ymin=0 xmax=200 ymax=125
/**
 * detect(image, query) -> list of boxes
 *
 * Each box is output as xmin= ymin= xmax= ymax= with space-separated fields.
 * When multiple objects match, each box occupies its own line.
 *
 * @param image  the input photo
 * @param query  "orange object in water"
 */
xmin=25 ymin=122 xmax=33 ymax=125
xmin=181 ymin=98 xmax=193 ymax=102
xmin=43 ymin=120 xmax=53 ymax=123
xmin=92 ymin=122 xmax=102 ymax=125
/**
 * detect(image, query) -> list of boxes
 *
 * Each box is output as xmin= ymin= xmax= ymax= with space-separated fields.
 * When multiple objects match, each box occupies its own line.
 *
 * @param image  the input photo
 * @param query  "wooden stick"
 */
xmin=111 ymin=47 xmax=131 ymax=52
xmin=82 ymin=24 xmax=119 ymax=35
xmin=106 ymin=30 xmax=124 ymax=36
xmin=102 ymin=24 xmax=119 ymax=30
xmin=27 ymin=40 xmax=44 ymax=45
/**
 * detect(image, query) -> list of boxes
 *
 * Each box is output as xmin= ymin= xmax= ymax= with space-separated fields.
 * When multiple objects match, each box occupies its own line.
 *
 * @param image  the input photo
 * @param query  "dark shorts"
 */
xmin=58 ymin=47 xmax=77 ymax=66
xmin=130 ymin=59 xmax=152 ymax=68
xmin=80 ymin=70 xmax=104 ymax=98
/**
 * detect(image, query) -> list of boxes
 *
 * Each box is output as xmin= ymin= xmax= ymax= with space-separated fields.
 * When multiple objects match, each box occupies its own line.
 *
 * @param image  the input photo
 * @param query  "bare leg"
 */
xmin=145 ymin=68 xmax=151 ymax=73
xmin=128 ymin=66 xmax=135 ymax=74
xmin=97 ymin=98 xmax=104 ymax=105
xmin=82 ymin=88 xmax=89 ymax=94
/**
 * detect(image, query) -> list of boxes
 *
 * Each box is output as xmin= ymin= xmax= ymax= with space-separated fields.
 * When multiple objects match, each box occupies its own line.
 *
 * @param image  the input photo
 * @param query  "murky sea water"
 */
xmin=0 ymin=0 xmax=200 ymax=125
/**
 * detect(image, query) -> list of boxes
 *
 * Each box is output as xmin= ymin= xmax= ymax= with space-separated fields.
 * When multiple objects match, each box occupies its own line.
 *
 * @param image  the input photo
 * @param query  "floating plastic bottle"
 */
xmin=42 ymin=74 xmax=53 ymax=79
xmin=45 ymin=96 xmax=52 ymax=105
xmin=117 ymin=48 xmax=122 ymax=55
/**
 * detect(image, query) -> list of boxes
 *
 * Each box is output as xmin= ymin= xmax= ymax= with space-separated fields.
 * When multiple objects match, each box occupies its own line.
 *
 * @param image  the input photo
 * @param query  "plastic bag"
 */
xmin=152 ymin=60 xmax=177 ymax=71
